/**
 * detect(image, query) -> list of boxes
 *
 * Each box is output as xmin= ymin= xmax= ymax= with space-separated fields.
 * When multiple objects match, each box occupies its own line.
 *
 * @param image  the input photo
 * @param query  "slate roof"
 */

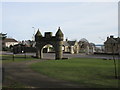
xmin=79 ymin=38 xmax=89 ymax=43
xmin=89 ymin=43 xmax=95 ymax=46
xmin=63 ymin=41 xmax=69 ymax=46
xmin=63 ymin=41 xmax=77 ymax=46
xmin=67 ymin=41 xmax=76 ymax=46
xmin=104 ymin=38 xmax=118 ymax=44
xmin=21 ymin=40 xmax=36 ymax=47
xmin=4 ymin=38 xmax=18 ymax=42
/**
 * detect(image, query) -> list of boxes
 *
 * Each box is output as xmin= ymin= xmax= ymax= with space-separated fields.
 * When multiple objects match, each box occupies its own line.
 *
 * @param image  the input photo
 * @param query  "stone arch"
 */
xmin=35 ymin=27 xmax=64 ymax=60
xmin=37 ymin=42 xmax=56 ymax=59
xmin=42 ymin=44 xmax=54 ymax=53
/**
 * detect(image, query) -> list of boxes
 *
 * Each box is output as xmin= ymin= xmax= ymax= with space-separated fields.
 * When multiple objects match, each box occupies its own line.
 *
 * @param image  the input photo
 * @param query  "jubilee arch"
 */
xmin=35 ymin=27 xmax=64 ymax=60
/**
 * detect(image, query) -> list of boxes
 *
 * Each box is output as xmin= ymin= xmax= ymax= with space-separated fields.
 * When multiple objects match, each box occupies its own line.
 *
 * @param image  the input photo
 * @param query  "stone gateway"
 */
xmin=35 ymin=27 xmax=64 ymax=60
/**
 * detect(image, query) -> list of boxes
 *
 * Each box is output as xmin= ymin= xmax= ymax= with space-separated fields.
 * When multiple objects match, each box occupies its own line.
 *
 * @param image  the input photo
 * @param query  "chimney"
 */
xmin=110 ymin=35 xmax=114 ymax=38
xmin=66 ymin=38 xmax=68 ymax=41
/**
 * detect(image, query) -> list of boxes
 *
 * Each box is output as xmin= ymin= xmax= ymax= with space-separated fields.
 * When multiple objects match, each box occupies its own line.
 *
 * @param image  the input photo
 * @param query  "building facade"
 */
xmin=104 ymin=35 xmax=120 ymax=54
xmin=78 ymin=38 xmax=95 ymax=54
xmin=4 ymin=38 xmax=18 ymax=47
xmin=62 ymin=40 xmax=79 ymax=54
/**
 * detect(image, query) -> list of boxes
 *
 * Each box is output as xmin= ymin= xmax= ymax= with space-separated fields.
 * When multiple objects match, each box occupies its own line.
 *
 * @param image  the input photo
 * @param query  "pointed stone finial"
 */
xmin=35 ymin=29 xmax=42 ymax=42
xmin=56 ymin=27 xmax=63 ymax=37
xmin=58 ymin=27 xmax=60 ymax=29
xmin=35 ymin=29 xmax=42 ymax=37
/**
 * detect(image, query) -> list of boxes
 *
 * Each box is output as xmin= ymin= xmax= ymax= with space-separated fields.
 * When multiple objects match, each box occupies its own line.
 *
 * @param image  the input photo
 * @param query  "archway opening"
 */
xmin=42 ymin=44 xmax=55 ymax=60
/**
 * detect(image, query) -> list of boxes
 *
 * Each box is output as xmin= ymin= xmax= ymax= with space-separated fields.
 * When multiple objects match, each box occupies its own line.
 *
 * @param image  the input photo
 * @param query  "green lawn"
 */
xmin=2 ymin=54 xmax=35 ymax=63
xmin=2 ymin=54 xmax=37 ymax=88
xmin=2 ymin=76 xmax=26 ymax=88
xmin=30 ymin=58 xmax=119 ymax=88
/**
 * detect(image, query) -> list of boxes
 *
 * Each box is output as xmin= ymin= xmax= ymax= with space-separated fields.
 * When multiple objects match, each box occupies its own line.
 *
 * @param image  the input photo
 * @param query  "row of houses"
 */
xmin=1 ymin=33 xmax=119 ymax=54
xmin=1 ymin=36 xmax=95 ymax=54
xmin=0 ymin=33 xmax=34 ymax=48
xmin=62 ymin=38 xmax=96 ymax=54
xmin=62 ymin=36 xmax=119 ymax=55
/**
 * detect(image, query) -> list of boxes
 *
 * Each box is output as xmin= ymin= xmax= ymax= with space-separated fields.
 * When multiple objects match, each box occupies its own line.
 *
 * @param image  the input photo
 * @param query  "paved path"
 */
xmin=3 ymin=59 xmax=81 ymax=88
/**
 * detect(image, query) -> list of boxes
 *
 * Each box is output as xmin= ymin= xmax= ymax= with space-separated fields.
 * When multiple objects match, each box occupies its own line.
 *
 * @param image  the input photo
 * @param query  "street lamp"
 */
xmin=111 ymin=41 xmax=118 ymax=79
xmin=32 ymin=27 xmax=36 ymax=41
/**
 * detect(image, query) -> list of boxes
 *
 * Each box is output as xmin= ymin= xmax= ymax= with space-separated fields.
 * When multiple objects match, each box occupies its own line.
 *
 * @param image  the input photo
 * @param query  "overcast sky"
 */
xmin=1 ymin=1 xmax=118 ymax=44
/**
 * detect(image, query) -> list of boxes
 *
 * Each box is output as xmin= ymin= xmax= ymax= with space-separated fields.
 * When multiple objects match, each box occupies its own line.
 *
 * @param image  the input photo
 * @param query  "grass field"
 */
xmin=30 ymin=58 xmax=119 ymax=88
xmin=2 ymin=54 xmax=36 ymax=88
xmin=2 ymin=76 xmax=26 ymax=88
xmin=2 ymin=54 xmax=35 ymax=63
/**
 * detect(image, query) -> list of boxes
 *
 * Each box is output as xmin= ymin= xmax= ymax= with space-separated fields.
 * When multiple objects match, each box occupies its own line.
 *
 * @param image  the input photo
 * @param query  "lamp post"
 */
xmin=24 ymin=44 xmax=26 ymax=59
xmin=111 ymin=42 xmax=118 ymax=79
xmin=12 ymin=43 xmax=15 ymax=61
xmin=32 ymin=27 xmax=36 ymax=41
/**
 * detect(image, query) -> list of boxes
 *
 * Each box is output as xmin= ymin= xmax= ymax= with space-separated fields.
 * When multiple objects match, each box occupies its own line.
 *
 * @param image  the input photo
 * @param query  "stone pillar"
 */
xmin=40 ymin=48 xmax=43 ymax=59
xmin=36 ymin=48 xmax=40 ymax=58
xmin=55 ymin=41 xmax=63 ymax=60
xmin=76 ymin=47 xmax=79 ymax=54
xmin=86 ymin=46 xmax=89 ymax=55
xmin=70 ymin=46 xmax=74 ymax=54
xmin=36 ymin=47 xmax=43 ymax=59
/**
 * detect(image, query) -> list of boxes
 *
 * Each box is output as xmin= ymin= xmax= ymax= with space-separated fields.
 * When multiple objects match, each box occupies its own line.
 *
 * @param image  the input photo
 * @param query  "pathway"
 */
xmin=3 ymin=59 xmax=81 ymax=88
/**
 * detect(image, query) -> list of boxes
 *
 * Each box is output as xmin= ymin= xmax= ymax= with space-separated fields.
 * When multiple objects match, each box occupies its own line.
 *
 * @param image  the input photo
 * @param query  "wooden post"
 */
xmin=112 ymin=43 xmax=118 ymax=79
xmin=13 ymin=47 xmax=15 ymax=61
xmin=24 ymin=46 xmax=26 ymax=59
xmin=2 ymin=67 xmax=4 ymax=83
xmin=13 ymin=54 xmax=14 ymax=61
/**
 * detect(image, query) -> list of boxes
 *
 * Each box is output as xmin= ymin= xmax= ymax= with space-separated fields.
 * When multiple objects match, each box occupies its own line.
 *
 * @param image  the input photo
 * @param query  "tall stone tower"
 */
xmin=35 ymin=27 xmax=64 ymax=60
xmin=55 ymin=27 xmax=64 ymax=59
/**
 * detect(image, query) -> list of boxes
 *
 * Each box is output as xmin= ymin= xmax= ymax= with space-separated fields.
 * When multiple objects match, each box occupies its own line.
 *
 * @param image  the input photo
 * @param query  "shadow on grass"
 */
xmin=2 ymin=57 xmax=27 ymax=60
xmin=100 ymin=74 xmax=120 ymax=80
xmin=2 ymin=55 xmax=36 ymax=62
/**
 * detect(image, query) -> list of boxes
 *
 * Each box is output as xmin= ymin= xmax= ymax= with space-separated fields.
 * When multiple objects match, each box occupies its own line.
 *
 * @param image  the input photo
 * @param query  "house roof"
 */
xmin=104 ymin=38 xmax=117 ymax=44
xmin=14 ymin=44 xmax=26 ymax=47
xmin=67 ymin=41 xmax=76 ymax=46
xmin=63 ymin=41 xmax=69 ymax=46
xmin=4 ymin=38 xmax=18 ymax=42
xmin=89 ymin=43 xmax=95 ymax=46
xmin=21 ymin=40 xmax=36 ymax=47
xmin=63 ymin=41 xmax=77 ymax=46
xmin=79 ymin=38 xmax=89 ymax=43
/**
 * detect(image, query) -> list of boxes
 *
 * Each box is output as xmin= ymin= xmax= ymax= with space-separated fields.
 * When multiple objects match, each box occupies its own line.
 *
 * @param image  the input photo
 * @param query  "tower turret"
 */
xmin=35 ymin=29 xmax=42 ymax=41
xmin=55 ymin=27 xmax=64 ymax=40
